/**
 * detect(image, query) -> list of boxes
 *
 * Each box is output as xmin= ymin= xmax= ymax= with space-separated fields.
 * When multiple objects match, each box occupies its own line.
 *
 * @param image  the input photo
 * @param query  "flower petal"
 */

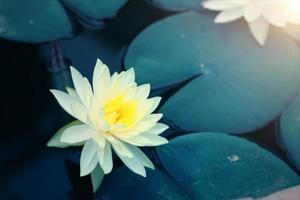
xmin=80 ymin=139 xmax=98 ymax=176
xmin=61 ymin=124 xmax=96 ymax=144
xmin=114 ymin=144 xmax=146 ymax=177
xmin=244 ymin=4 xmax=262 ymax=22
xmin=122 ymin=133 xmax=168 ymax=146
xmin=70 ymin=66 xmax=93 ymax=107
xmin=203 ymin=1 xmax=241 ymax=11
xmin=144 ymin=97 xmax=161 ymax=115
xmin=97 ymin=140 xmax=113 ymax=174
xmin=248 ymin=17 xmax=270 ymax=46
xmin=135 ymin=84 xmax=150 ymax=100
xmin=214 ymin=7 xmax=244 ymax=23
xmin=66 ymin=87 xmax=79 ymax=100
xmin=70 ymin=100 xmax=88 ymax=123
xmin=50 ymin=89 xmax=75 ymax=117
xmin=147 ymin=123 xmax=169 ymax=135
xmin=93 ymin=59 xmax=110 ymax=104
xmin=262 ymin=5 xmax=287 ymax=27
xmin=122 ymin=68 xmax=135 ymax=85
xmin=94 ymin=134 xmax=106 ymax=148
xmin=107 ymin=136 xmax=133 ymax=158
xmin=127 ymin=145 xmax=154 ymax=169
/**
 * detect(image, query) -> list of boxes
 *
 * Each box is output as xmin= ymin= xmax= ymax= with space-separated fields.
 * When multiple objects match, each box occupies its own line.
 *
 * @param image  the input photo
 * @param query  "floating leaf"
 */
xmin=95 ymin=167 xmax=189 ymax=200
xmin=63 ymin=0 xmax=127 ymax=20
xmin=47 ymin=120 xmax=83 ymax=148
xmin=280 ymin=93 xmax=300 ymax=170
xmin=156 ymin=132 xmax=300 ymax=199
xmin=0 ymin=0 xmax=73 ymax=43
xmin=125 ymin=11 xmax=300 ymax=133
xmin=39 ymin=29 xmax=126 ymax=80
xmin=95 ymin=132 xmax=299 ymax=199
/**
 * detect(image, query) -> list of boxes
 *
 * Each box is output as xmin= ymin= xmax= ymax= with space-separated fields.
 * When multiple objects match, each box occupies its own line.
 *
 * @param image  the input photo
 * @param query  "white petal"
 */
xmin=203 ymin=1 xmax=241 ymax=11
xmin=286 ymin=10 xmax=300 ymax=25
xmin=114 ymin=145 xmax=146 ymax=177
xmin=214 ymin=7 xmax=244 ymax=23
xmin=70 ymin=100 xmax=88 ymax=123
xmin=61 ymin=124 xmax=96 ymax=144
xmin=121 ymin=114 xmax=163 ymax=137
xmin=123 ymin=83 xmax=138 ymax=101
xmin=66 ymin=87 xmax=79 ymax=100
xmin=94 ymin=134 xmax=106 ymax=148
xmin=262 ymin=5 xmax=287 ymax=27
xmin=80 ymin=139 xmax=98 ymax=176
xmin=144 ymin=97 xmax=161 ymax=115
xmin=142 ymin=113 xmax=163 ymax=123
xmin=244 ymin=4 xmax=262 ymax=22
xmin=82 ymin=77 xmax=93 ymax=107
xmin=135 ymin=84 xmax=150 ymax=100
xmin=147 ymin=123 xmax=169 ymax=135
xmin=50 ymin=89 xmax=75 ymax=117
xmin=107 ymin=136 xmax=133 ymax=158
xmin=248 ymin=17 xmax=270 ymax=46
xmin=70 ymin=66 xmax=93 ymax=107
xmin=97 ymin=141 xmax=113 ymax=174
xmin=127 ymin=145 xmax=154 ymax=169
xmin=122 ymin=68 xmax=135 ymax=85
xmin=122 ymin=133 xmax=168 ymax=146
xmin=93 ymin=59 xmax=110 ymax=104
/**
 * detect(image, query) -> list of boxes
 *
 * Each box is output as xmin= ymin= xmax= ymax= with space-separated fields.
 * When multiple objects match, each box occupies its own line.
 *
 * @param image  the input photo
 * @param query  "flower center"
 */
xmin=104 ymin=95 xmax=137 ymax=128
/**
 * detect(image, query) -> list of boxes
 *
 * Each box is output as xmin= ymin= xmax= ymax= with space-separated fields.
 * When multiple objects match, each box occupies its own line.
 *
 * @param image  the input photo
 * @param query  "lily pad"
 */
xmin=156 ymin=132 xmax=300 ymax=199
xmin=280 ymin=93 xmax=300 ymax=170
xmin=95 ymin=167 xmax=189 ymax=200
xmin=0 ymin=0 xmax=73 ymax=43
xmin=63 ymin=0 xmax=127 ymax=20
xmin=95 ymin=132 xmax=299 ymax=199
xmin=150 ymin=0 xmax=204 ymax=12
xmin=125 ymin=12 xmax=300 ymax=133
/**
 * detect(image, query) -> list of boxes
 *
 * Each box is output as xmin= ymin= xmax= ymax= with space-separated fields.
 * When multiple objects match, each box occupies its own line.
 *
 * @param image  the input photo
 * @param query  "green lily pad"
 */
xmin=125 ymin=12 xmax=300 ymax=133
xmin=150 ymin=0 xmax=204 ymax=12
xmin=156 ymin=132 xmax=300 ymax=199
xmin=280 ymin=93 xmax=300 ymax=170
xmin=0 ymin=0 xmax=73 ymax=43
xmin=95 ymin=132 xmax=299 ymax=199
xmin=95 ymin=167 xmax=189 ymax=200
xmin=63 ymin=0 xmax=127 ymax=20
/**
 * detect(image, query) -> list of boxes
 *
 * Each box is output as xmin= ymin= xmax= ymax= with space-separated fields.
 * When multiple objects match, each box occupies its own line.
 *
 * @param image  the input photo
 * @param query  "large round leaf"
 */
xmin=0 ymin=0 xmax=73 ymax=43
xmin=95 ymin=167 xmax=189 ymax=200
xmin=156 ymin=132 xmax=300 ymax=199
xmin=39 ymin=29 xmax=126 ymax=80
xmin=63 ymin=0 xmax=127 ymax=20
xmin=125 ymin=11 xmax=300 ymax=133
xmin=280 ymin=93 xmax=300 ymax=170
xmin=95 ymin=132 xmax=299 ymax=199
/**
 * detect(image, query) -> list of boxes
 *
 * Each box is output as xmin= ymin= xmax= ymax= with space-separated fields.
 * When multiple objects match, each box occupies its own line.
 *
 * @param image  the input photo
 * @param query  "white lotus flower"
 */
xmin=203 ymin=0 xmax=300 ymax=45
xmin=49 ymin=59 xmax=169 ymax=177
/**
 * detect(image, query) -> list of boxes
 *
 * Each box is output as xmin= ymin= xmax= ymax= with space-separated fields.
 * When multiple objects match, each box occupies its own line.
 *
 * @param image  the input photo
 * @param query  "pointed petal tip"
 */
xmin=96 ymin=58 xmax=104 ymax=64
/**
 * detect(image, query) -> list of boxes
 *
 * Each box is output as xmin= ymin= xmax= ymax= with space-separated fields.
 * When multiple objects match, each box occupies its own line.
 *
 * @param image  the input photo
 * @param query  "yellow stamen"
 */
xmin=104 ymin=95 xmax=137 ymax=128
